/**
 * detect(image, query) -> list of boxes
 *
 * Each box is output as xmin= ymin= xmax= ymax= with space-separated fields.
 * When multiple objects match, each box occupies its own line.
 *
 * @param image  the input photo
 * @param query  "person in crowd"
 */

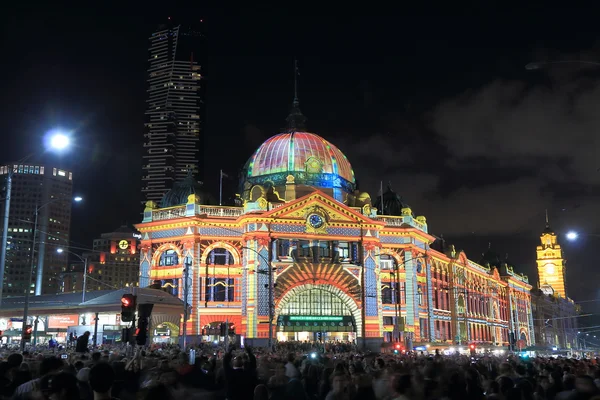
xmin=223 ymin=344 xmax=256 ymax=400
xmin=14 ymin=356 xmax=63 ymax=397
xmin=76 ymin=332 xmax=91 ymax=354
xmin=88 ymin=362 xmax=116 ymax=400
xmin=46 ymin=372 xmax=80 ymax=400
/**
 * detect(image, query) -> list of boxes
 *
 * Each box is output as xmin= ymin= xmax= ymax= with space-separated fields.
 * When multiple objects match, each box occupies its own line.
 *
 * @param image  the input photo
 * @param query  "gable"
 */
xmin=264 ymin=190 xmax=378 ymax=226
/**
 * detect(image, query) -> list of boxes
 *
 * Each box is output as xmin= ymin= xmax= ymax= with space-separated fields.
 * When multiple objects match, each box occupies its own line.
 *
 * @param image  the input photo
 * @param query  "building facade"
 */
xmin=0 ymin=164 xmax=73 ymax=296
xmin=142 ymin=19 xmax=207 ymax=204
xmin=531 ymin=220 xmax=578 ymax=351
xmin=135 ymin=104 xmax=533 ymax=349
xmin=62 ymin=226 xmax=141 ymax=294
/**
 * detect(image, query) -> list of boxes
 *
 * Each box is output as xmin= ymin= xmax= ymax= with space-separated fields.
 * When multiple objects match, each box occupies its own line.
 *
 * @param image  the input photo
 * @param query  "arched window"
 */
xmin=159 ymin=249 xmax=179 ymax=266
xmin=457 ymin=295 xmax=465 ymax=314
xmin=380 ymin=254 xmax=398 ymax=270
xmin=281 ymin=288 xmax=352 ymax=316
xmin=208 ymin=248 xmax=234 ymax=265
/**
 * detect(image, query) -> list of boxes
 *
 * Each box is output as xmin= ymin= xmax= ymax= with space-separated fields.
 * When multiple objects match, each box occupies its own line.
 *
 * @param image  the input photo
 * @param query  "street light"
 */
xmin=564 ymin=231 xmax=600 ymax=241
xmin=21 ymin=195 xmax=82 ymax=351
xmin=525 ymin=60 xmax=600 ymax=70
xmin=35 ymin=195 xmax=83 ymax=295
xmin=0 ymin=130 xmax=72 ymax=308
xmin=55 ymin=247 xmax=88 ymax=302
xmin=49 ymin=134 xmax=70 ymax=150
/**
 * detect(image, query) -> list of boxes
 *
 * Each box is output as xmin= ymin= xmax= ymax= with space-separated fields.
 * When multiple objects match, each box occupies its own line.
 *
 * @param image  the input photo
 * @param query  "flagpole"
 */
xmin=380 ymin=181 xmax=384 ymax=214
xmin=219 ymin=170 xmax=223 ymax=206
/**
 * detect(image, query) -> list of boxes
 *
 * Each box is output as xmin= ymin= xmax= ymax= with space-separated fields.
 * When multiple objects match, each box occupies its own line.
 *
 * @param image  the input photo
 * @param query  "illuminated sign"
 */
xmin=133 ymin=233 xmax=142 ymax=239
xmin=288 ymin=316 xmax=343 ymax=322
xmin=48 ymin=315 xmax=79 ymax=329
xmin=277 ymin=315 xmax=355 ymax=332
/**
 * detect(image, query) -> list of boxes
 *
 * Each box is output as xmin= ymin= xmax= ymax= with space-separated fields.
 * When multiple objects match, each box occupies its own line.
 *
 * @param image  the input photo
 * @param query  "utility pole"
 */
xmin=182 ymin=256 xmax=191 ymax=349
xmin=93 ymin=312 xmax=99 ymax=348
xmin=359 ymin=222 xmax=366 ymax=350
xmin=267 ymin=231 xmax=274 ymax=349
xmin=82 ymin=257 xmax=88 ymax=303
xmin=0 ymin=168 xmax=13 ymax=307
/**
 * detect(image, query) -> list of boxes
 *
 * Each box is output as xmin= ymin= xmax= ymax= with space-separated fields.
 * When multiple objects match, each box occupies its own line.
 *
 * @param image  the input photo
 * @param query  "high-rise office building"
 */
xmin=142 ymin=19 xmax=206 ymax=204
xmin=61 ymin=226 xmax=140 ymax=294
xmin=0 ymin=164 xmax=73 ymax=296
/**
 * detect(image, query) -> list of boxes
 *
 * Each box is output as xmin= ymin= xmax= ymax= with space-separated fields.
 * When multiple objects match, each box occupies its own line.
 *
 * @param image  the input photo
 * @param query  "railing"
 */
xmin=152 ymin=206 xmax=186 ymax=221
xmin=376 ymin=215 xmax=426 ymax=231
xmin=377 ymin=216 xmax=405 ymax=227
xmin=197 ymin=206 xmax=244 ymax=218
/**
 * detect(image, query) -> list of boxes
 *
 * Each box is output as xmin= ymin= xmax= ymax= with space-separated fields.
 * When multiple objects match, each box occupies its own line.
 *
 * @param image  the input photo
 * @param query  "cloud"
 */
xmin=337 ymin=71 xmax=600 ymax=236
xmin=432 ymin=77 xmax=600 ymax=184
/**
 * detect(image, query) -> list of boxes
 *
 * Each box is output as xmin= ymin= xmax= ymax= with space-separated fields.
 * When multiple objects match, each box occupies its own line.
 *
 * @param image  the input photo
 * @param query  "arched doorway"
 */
xmin=153 ymin=321 xmax=179 ymax=344
xmin=201 ymin=321 xmax=235 ymax=342
xmin=275 ymin=284 xmax=360 ymax=342
xmin=520 ymin=331 xmax=527 ymax=345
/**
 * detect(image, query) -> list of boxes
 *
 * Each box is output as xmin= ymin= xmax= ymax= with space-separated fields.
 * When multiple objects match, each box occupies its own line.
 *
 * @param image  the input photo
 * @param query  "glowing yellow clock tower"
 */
xmin=536 ymin=214 xmax=567 ymax=298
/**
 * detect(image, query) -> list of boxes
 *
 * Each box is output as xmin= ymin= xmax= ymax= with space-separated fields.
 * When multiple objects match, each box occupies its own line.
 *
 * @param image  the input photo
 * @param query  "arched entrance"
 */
xmin=275 ymin=284 xmax=361 ymax=342
xmin=153 ymin=321 xmax=179 ymax=344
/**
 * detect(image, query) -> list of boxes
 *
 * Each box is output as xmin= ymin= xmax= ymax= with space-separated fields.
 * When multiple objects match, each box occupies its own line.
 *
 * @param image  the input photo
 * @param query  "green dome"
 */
xmin=160 ymin=173 xmax=212 ymax=208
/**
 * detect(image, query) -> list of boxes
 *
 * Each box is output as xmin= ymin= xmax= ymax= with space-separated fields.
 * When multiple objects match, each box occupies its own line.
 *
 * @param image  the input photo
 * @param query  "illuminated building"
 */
xmin=135 ymin=98 xmax=534 ymax=349
xmin=142 ymin=18 xmax=206 ymax=204
xmin=0 ymin=164 xmax=73 ymax=295
xmin=531 ymin=217 xmax=578 ymax=351
xmin=62 ymin=226 xmax=140 ymax=293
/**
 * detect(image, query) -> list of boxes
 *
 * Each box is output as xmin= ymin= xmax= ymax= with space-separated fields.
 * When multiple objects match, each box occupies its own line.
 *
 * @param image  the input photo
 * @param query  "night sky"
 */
xmin=2 ymin=6 xmax=600 ymax=322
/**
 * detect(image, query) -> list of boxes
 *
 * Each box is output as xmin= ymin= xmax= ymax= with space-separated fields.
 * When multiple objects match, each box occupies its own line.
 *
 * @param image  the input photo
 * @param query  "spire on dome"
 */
xmin=285 ymin=58 xmax=306 ymax=132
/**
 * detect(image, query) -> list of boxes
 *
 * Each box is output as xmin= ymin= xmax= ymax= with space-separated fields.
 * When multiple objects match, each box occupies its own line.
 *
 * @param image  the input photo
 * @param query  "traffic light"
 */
xmin=23 ymin=325 xmax=33 ymax=342
xmin=219 ymin=323 xmax=226 ymax=336
xmin=395 ymin=344 xmax=401 ymax=350
xmin=121 ymin=327 xmax=131 ymax=343
xmin=121 ymin=294 xmax=137 ymax=322
xmin=469 ymin=343 xmax=476 ymax=356
xmin=228 ymin=324 xmax=235 ymax=335
xmin=136 ymin=318 xmax=148 ymax=346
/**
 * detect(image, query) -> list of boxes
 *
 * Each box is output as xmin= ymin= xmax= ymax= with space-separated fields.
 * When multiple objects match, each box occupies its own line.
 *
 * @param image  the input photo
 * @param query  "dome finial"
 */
xmin=285 ymin=58 xmax=306 ymax=132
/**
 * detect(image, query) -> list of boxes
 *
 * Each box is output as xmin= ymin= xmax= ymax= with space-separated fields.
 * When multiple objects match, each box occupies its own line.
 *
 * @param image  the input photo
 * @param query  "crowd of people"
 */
xmin=0 ymin=340 xmax=597 ymax=400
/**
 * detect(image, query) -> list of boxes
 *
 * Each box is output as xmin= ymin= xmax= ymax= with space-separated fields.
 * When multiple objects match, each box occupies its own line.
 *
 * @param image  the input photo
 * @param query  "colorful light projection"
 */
xmin=246 ymin=132 xmax=355 ymax=184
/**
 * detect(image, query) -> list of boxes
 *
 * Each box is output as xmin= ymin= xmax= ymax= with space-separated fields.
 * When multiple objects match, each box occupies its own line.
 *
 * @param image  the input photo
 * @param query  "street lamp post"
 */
xmin=239 ymin=246 xmax=275 ymax=349
xmin=55 ymin=248 xmax=88 ymax=302
xmin=182 ymin=256 xmax=191 ymax=349
xmin=0 ymin=131 xmax=71 ymax=309
xmin=21 ymin=196 xmax=82 ymax=351
xmin=0 ymin=165 xmax=14 ymax=308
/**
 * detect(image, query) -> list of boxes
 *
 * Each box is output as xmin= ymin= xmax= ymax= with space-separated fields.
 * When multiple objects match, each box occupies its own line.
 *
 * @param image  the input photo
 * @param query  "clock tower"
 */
xmin=536 ymin=213 xmax=567 ymax=298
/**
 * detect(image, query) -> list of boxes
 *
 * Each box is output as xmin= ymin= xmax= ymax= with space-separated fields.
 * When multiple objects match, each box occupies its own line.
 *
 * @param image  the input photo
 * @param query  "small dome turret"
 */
xmin=374 ymin=182 xmax=411 ymax=216
xmin=160 ymin=172 xmax=212 ymax=208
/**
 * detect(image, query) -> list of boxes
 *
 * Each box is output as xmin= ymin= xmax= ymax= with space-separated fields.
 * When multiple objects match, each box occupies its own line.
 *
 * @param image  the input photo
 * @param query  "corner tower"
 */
xmin=536 ymin=213 xmax=567 ymax=298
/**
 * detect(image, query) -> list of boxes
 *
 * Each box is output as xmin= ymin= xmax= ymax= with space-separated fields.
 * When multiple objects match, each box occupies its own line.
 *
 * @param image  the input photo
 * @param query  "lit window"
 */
xmin=53 ymin=168 xmax=57 ymax=176
xmin=159 ymin=249 xmax=179 ymax=266
xmin=58 ymin=170 xmax=66 ymax=177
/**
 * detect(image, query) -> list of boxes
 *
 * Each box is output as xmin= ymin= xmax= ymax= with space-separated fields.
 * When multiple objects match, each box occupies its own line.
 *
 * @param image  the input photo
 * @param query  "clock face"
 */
xmin=118 ymin=240 xmax=129 ymax=250
xmin=308 ymin=214 xmax=325 ymax=229
xmin=545 ymin=264 xmax=555 ymax=275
